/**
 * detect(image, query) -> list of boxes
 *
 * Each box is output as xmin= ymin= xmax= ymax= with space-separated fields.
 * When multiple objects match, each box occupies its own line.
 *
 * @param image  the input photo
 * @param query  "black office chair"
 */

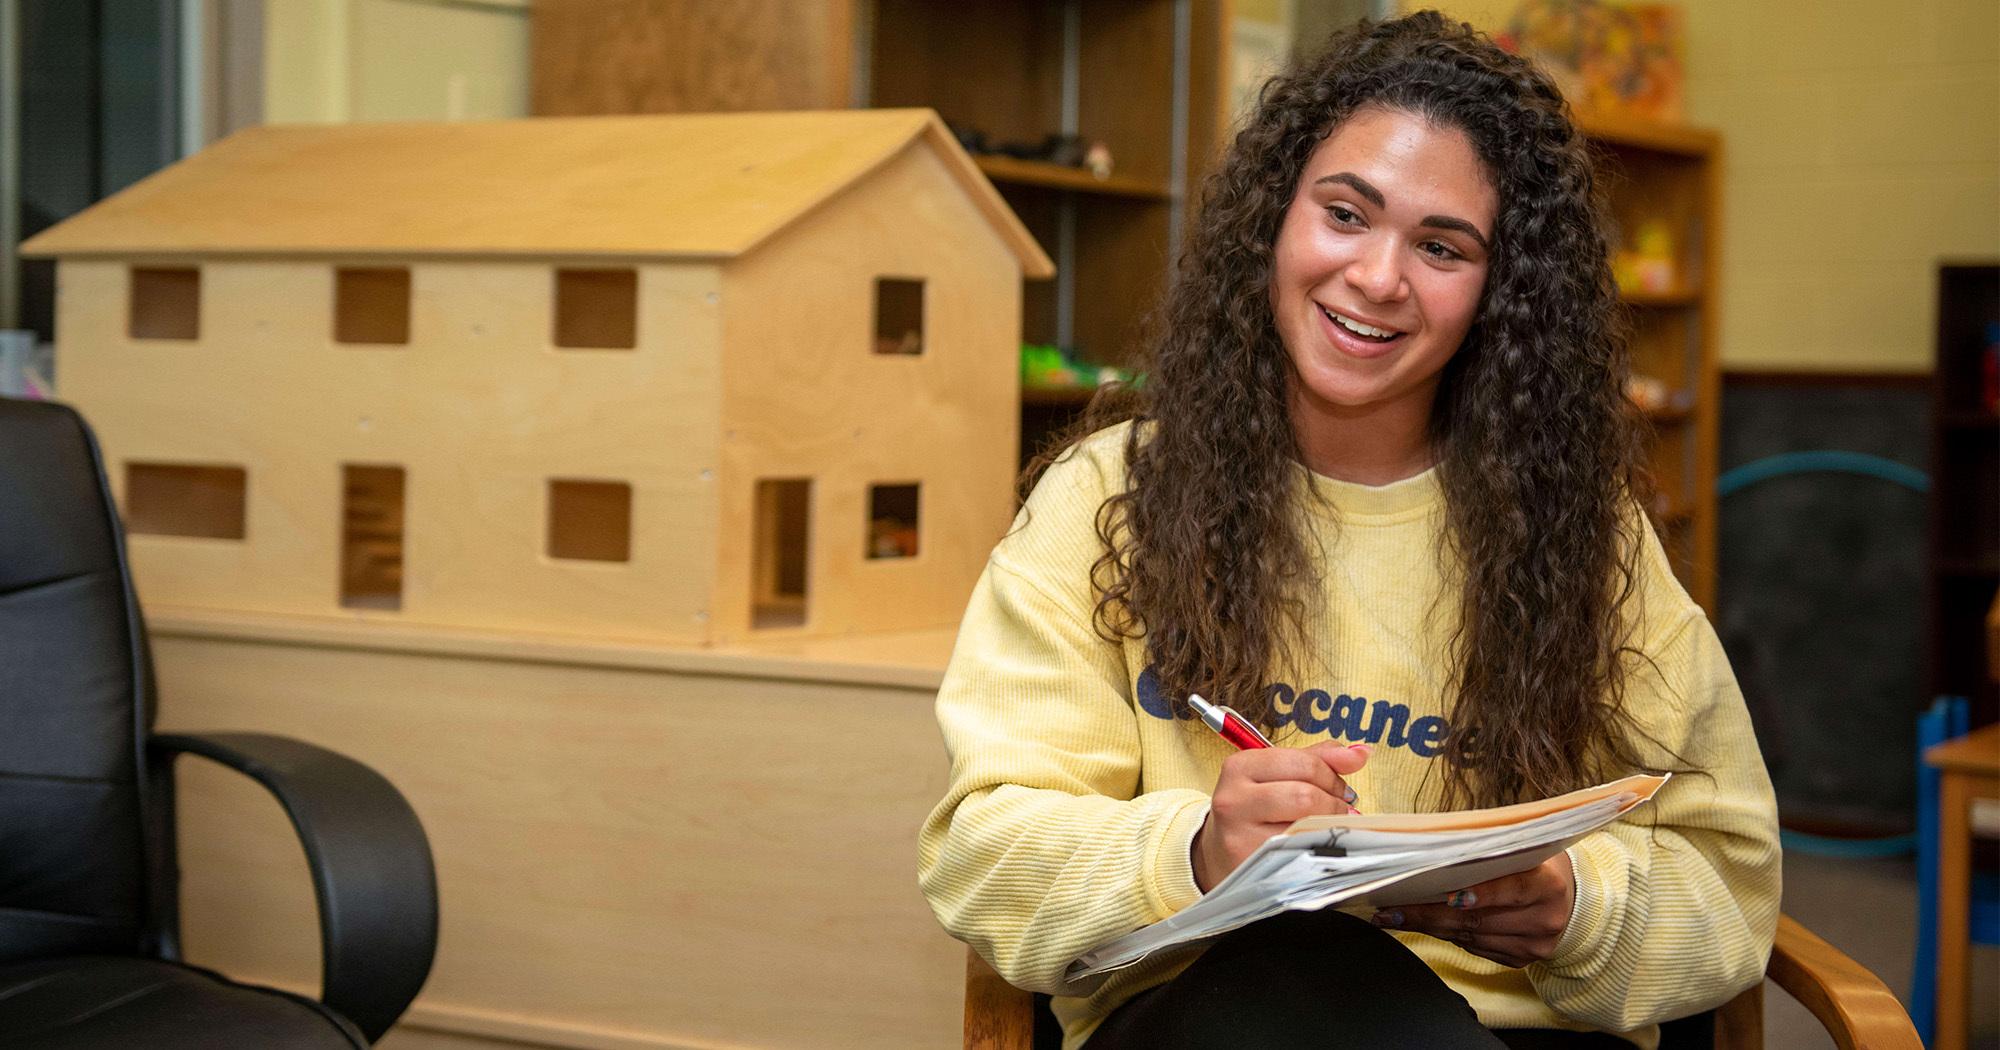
xmin=0 ymin=397 xmax=439 ymax=1048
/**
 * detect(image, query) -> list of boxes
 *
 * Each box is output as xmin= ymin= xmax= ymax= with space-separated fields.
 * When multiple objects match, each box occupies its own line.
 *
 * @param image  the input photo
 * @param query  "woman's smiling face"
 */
xmin=1268 ymin=106 xmax=1498 ymax=427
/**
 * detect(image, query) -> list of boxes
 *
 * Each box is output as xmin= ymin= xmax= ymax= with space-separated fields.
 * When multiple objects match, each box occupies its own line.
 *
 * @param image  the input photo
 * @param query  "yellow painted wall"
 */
xmin=1237 ymin=0 xmax=1292 ymax=22
xmin=262 ymin=0 xmax=350 ymax=123
xmin=263 ymin=0 xmax=528 ymax=124
xmin=1409 ymin=0 xmax=2000 ymax=373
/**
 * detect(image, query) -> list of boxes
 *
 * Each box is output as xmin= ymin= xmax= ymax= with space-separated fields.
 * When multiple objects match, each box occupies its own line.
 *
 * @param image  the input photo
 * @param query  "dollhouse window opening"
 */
xmin=752 ymin=478 xmax=811 ymax=629
xmin=334 ymin=267 xmax=412 ymax=345
xmin=873 ymin=278 xmax=924 ymax=355
xmin=340 ymin=464 xmax=405 ymax=611
xmin=124 ymin=462 xmax=245 ymax=539
xmin=866 ymin=482 xmax=920 ymax=560
xmin=554 ymin=267 xmax=638 ymax=349
xmin=547 ymin=479 xmax=632 ymax=563
xmin=128 ymin=266 xmax=201 ymax=340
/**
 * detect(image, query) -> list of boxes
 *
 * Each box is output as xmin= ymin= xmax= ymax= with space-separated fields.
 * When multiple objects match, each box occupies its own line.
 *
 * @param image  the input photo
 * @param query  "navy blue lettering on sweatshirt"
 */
xmin=1135 ymin=665 xmax=1451 ymax=758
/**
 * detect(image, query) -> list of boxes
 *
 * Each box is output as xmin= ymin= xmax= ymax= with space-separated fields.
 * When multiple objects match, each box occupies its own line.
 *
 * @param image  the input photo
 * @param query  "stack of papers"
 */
xmin=1066 ymin=773 xmax=1667 ymax=980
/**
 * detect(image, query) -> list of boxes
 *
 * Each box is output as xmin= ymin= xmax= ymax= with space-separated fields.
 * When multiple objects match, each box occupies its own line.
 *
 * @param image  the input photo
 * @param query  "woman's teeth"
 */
xmin=1322 ymin=306 xmax=1400 ymax=342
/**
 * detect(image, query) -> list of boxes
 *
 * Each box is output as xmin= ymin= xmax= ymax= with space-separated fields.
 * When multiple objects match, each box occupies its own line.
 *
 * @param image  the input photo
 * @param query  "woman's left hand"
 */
xmin=1370 ymin=852 xmax=1575 ymax=968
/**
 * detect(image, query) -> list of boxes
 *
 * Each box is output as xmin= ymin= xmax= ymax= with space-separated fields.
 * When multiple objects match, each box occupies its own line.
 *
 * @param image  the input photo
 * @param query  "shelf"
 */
xmin=1621 ymin=287 xmax=1701 ymax=307
xmin=1022 ymin=384 xmax=1104 ymax=408
xmin=973 ymin=155 xmax=1169 ymax=200
xmin=1936 ymin=559 xmax=2000 ymax=579
xmin=1940 ymin=410 xmax=1999 ymax=430
xmin=1574 ymin=110 xmax=1719 ymax=157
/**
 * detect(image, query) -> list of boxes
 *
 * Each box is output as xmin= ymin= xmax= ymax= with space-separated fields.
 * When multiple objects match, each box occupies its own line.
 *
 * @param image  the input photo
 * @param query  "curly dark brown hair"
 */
xmin=1028 ymin=11 xmax=1658 ymax=809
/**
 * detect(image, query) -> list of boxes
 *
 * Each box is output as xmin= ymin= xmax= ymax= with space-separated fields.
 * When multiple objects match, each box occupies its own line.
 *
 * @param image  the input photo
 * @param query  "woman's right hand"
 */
xmin=1191 ymin=743 xmax=1371 ymax=892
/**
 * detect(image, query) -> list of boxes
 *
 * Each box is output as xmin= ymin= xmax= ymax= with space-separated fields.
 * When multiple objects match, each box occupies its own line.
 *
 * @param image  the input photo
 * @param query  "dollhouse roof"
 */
xmin=21 ymin=109 xmax=1053 ymax=277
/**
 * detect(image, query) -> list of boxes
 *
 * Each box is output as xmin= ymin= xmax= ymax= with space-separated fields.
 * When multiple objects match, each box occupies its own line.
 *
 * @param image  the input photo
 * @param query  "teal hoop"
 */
xmin=1720 ymin=450 xmax=1930 ymax=858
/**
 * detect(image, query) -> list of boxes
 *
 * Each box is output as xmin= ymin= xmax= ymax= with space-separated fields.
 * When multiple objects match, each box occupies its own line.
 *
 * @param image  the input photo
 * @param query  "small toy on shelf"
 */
xmin=949 ymin=122 xmax=1115 ymax=180
xmin=1623 ymin=374 xmax=1669 ymax=413
xmin=1020 ymin=342 xmax=1141 ymax=394
xmin=1613 ymin=217 xmax=1680 ymax=295
xmin=1622 ymin=374 xmax=1692 ymax=416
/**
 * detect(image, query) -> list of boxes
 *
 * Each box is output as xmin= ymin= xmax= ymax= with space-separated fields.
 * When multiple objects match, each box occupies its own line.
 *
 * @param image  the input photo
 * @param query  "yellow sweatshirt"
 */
xmin=917 ymin=423 xmax=1781 ymax=1049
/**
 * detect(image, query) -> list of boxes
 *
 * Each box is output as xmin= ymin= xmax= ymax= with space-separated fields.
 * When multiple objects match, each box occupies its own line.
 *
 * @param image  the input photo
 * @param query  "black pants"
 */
xmin=1086 ymin=910 xmax=1634 ymax=1049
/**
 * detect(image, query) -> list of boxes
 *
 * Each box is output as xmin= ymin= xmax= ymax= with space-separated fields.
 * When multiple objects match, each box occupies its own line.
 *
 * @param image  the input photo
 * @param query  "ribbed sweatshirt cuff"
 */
xmin=1145 ymin=795 xmax=1212 ymax=919
xmin=1546 ymin=838 xmax=1617 ymax=973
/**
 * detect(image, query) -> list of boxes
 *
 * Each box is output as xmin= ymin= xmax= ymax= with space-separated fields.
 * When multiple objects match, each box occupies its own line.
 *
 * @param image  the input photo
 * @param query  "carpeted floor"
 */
xmin=1768 ymin=849 xmax=1998 ymax=1049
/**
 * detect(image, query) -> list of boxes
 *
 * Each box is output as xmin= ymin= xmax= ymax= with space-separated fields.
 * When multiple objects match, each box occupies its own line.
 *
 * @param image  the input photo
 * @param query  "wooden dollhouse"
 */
xmin=22 ymin=109 xmax=1051 ymax=646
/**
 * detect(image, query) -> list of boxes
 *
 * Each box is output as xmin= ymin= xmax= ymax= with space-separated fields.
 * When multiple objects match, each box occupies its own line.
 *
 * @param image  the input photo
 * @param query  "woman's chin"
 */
xmin=1295 ymin=373 xmax=1400 ymax=413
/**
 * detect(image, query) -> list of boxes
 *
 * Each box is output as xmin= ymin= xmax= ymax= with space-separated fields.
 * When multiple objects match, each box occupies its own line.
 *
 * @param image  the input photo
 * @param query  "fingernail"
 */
xmin=1448 ymin=890 xmax=1477 ymax=909
xmin=1342 ymin=785 xmax=1359 ymax=804
xmin=1372 ymin=910 xmax=1403 ymax=927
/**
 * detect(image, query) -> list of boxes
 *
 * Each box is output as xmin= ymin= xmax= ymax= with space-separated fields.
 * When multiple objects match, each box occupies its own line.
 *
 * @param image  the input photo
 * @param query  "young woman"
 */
xmin=918 ymin=13 xmax=1779 ymax=1049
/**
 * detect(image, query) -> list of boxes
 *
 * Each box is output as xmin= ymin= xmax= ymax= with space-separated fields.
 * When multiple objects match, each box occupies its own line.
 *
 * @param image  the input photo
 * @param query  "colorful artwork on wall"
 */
xmin=1496 ymin=0 xmax=1684 ymax=122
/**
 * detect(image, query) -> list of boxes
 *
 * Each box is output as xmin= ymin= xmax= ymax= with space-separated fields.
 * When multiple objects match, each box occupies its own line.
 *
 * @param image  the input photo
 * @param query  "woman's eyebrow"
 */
xmin=1314 ymin=172 xmax=1385 ymax=208
xmin=1315 ymin=171 xmax=1492 ymax=251
xmin=1421 ymin=215 xmax=1490 ymax=252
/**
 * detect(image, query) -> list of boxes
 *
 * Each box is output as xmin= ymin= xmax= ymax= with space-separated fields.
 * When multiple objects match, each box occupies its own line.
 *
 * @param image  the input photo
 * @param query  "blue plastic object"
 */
xmin=1778 ymin=828 xmax=1918 ymax=858
xmin=1716 ymin=450 xmax=1930 ymax=498
xmin=1912 ymin=695 xmax=2000 ymax=1046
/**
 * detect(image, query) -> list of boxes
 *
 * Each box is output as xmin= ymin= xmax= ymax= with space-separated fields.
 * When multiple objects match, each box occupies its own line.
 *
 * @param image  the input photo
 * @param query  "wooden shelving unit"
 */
xmin=1583 ymin=112 xmax=1723 ymax=611
xmin=1020 ymin=384 xmax=1103 ymax=408
xmin=1927 ymin=262 xmax=1999 ymax=725
xmin=972 ymin=156 xmax=1169 ymax=201
xmin=866 ymin=0 xmax=1226 ymax=463
xmin=1622 ymin=287 xmax=1703 ymax=309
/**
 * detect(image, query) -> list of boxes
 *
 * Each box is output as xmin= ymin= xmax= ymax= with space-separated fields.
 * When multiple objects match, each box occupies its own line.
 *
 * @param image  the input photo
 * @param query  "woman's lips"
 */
xmin=1316 ymin=304 xmax=1407 ymax=360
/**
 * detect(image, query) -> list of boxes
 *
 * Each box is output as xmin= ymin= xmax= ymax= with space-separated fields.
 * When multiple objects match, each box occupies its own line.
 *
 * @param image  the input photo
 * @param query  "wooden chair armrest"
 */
xmin=964 ymin=917 xmax=1922 ymax=1050
xmin=1765 ymin=914 xmax=1922 ymax=1050
xmin=965 ymin=948 xmax=1037 ymax=1050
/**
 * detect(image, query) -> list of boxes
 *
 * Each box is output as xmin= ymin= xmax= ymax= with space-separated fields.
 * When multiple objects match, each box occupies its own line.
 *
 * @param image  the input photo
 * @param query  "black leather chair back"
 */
xmin=0 ymin=398 xmax=155 ymax=961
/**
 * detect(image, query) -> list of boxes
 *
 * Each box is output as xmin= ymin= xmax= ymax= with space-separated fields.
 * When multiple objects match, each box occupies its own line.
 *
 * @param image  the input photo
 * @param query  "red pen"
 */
xmin=1188 ymin=693 xmax=1273 ymax=749
xmin=1189 ymin=693 xmax=1361 ymax=808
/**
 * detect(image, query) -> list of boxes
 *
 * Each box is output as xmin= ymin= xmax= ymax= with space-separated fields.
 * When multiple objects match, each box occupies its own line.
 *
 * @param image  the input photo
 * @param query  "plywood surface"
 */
xmin=21 ymin=111 xmax=1049 ymax=276
xmin=146 ymin=604 xmax=957 ymax=689
xmin=711 ymin=141 xmax=1023 ymax=643
xmin=534 ymin=0 xmax=855 ymax=115
xmin=154 ymin=628 xmax=962 ymax=1050
xmin=58 ymin=259 xmax=727 ymax=642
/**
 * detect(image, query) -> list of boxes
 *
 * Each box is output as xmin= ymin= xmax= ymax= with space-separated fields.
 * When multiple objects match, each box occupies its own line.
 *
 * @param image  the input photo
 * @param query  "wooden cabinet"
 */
xmin=1579 ymin=112 xmax=1723 ymax=610
xmin=1928 ymin=262 xmax=1999 ymax=724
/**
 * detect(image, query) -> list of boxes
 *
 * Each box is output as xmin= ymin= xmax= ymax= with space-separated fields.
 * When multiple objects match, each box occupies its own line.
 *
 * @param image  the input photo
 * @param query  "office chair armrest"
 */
xmin=148 ymin=731 xmax=438 ymax=1043
xmin=1765 ymin=914 xmax=1921 ymax=1050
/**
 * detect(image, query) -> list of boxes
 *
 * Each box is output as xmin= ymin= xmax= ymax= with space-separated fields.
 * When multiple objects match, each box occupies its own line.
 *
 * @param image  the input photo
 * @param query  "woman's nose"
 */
xmin=1342 ymin=238 xmax=1408 ymax=303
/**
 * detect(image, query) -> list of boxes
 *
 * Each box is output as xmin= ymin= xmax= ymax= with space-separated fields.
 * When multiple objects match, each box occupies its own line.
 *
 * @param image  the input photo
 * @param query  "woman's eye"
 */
xmin=1326 ymin=205 xmax=1360 ymax=225
xmin=1420 ymin=240 xmax=1462 ymax=261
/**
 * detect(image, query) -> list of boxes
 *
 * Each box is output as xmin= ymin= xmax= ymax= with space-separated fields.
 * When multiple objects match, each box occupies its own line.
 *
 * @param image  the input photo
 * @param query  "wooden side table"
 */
xmin=1925 ymin=721 xmax=2000 ymax=1050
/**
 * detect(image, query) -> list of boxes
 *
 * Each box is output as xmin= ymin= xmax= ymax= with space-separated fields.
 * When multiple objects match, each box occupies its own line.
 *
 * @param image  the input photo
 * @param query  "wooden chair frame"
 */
xmin=964 ymin=915 xmax=1920 ymax=1050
